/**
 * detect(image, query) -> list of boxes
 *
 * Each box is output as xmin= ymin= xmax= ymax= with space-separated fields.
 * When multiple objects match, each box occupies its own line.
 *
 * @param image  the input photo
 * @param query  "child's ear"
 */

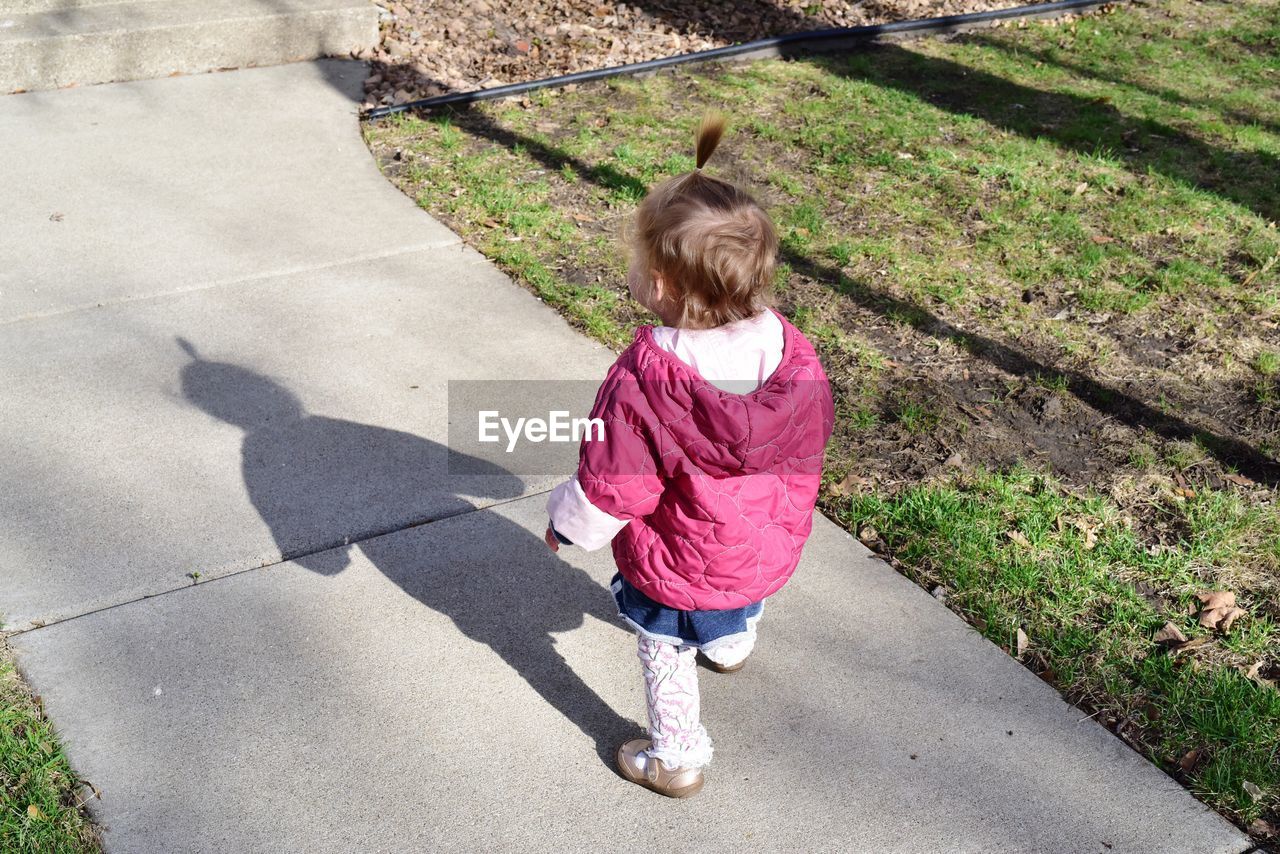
xmin=651 ymin=272 xmax=666 ymax=303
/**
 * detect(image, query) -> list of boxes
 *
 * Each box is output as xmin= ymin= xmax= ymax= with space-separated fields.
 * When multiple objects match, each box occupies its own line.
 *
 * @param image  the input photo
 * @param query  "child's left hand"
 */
xmin=544 ymin=526 xmax=559 ymax=553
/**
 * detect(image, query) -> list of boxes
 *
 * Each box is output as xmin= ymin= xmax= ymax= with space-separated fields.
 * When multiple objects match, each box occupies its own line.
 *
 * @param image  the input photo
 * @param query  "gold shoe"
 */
xmin=616 ymin=739 xmax=705 ymax=798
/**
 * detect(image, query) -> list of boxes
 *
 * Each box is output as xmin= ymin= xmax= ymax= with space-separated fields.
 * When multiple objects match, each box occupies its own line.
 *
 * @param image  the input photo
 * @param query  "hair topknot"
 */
xmin=630 ymin=111 xmax=779 ymax=329
xmin=694 ymin=111 xmax=726 ymax=170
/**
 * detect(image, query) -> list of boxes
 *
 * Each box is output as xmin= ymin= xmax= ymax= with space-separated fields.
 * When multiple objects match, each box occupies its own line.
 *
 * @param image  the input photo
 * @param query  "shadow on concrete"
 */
xmin=175 ymin=336 xmax=641 ymax=764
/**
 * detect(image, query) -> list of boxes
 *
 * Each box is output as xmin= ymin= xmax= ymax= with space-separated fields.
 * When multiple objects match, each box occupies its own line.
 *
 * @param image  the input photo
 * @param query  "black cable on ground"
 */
xmin=364 ymin=0 xmax=1117 ymax=121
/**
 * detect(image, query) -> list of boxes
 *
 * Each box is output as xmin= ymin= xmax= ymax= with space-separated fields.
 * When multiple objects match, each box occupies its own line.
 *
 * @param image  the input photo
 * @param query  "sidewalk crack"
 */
xmin=6 ymin=488 xmax=550 ymax=636
xmin=0 ymin=239 xmax=461 ymax=327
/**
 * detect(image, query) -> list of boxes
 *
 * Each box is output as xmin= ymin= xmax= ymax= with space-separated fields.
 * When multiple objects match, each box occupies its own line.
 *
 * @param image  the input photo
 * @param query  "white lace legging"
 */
xmin=636 ymin=636 xmax=713 ymax=769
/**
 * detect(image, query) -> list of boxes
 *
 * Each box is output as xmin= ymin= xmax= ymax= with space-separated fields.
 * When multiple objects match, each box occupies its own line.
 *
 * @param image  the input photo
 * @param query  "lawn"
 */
xmin=364 ymin=0 xmax=1280 ymax=838
xmin=0 ymin=639 xmax=98 ymax=852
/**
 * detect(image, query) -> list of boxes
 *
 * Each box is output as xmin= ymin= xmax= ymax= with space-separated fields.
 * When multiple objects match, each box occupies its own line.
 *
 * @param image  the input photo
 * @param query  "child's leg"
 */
xmin=636 ymin=635 xmax=713 ymax=769
xmin=700 ymin=625 xmax=757 ymax=669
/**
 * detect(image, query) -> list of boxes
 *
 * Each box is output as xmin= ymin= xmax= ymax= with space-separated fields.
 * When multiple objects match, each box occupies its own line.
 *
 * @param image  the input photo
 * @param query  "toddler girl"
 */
xmin=544 ymin=113 xmax=834 ymax=798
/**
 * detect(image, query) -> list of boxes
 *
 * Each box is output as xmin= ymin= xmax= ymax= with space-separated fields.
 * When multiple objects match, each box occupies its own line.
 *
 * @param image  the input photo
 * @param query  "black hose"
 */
xmin=364 ymin=0 xmax=1116 ymax=120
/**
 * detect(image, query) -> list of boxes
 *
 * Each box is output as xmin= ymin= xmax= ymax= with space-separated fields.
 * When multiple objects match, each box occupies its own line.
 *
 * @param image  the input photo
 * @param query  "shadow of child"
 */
xmin=176 ymin=337 xmax=640 ymax=761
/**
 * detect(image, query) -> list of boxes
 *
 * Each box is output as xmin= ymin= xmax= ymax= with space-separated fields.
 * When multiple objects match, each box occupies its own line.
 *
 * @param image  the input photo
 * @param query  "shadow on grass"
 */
xmin=962 ymin=33 xmax=1280 ymax=138
xmin=412 ymin=99 xmax=1280 ymax=487
xmin=810 ymin=43 xmax=1279 ymax=224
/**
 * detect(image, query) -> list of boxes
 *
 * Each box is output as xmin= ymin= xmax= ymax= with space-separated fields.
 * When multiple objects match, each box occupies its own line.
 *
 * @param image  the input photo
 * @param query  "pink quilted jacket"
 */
xmin=577 ymin=310 xmax=834 ymax=610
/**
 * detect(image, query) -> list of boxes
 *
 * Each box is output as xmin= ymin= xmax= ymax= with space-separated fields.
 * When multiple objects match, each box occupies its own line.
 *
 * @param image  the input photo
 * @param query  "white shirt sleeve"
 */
xmin=546 ymin=474 xmax=630 ymax=551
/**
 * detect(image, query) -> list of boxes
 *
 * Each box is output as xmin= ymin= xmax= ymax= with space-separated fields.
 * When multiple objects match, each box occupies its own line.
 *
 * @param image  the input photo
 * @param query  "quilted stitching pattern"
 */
xmin=578 ymin=314 xmax=835 ymax=611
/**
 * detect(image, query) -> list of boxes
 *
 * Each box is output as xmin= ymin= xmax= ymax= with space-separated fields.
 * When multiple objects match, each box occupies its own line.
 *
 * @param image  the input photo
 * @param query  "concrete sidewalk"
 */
xmin=0 ymin=61 xmax=1253 ymax=852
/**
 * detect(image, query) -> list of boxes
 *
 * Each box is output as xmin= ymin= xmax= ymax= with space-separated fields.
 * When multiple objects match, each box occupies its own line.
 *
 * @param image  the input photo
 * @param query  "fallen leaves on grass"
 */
xmin=1240 ymin=660 xmax=1277 ymax=689
xmin=1248 ymin=817 xmax=1277 ymax=840
xmin=829 ymin=470 xmax=870 ymax=497
xmin=1015 ymin=627 xmax=1030 ymax=659
xmin=1193 ymin=590 xmax=1248 ymax=633
xmin=1153 ymin=621 xmax=1188 ymax=646
xmin=857 ymin=525 xmax=884 ymax=552
xmin=1152 ymin=622 xmax=1216 ymax=654
xmin=26 ymin=804 xmax=45 ymax=820
xmin=1171 ymin=636 xmax=1214 ymax=654
xmin=1055 ymin=515 xmax=1100 ymax=549
xmin=1177 ymin=747 xmax=1204 ymax=775
xmin=1006 ymin=529 xmax=1032 ymax=548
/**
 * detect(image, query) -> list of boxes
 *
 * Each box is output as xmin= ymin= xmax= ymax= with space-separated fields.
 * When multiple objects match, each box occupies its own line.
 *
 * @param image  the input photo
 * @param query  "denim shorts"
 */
xmin=610 ymin=572 xmax=764 ymax=650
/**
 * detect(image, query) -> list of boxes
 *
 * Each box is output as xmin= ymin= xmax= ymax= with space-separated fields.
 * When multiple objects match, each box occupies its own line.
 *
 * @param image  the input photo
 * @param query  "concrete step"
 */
xmin=8 ymin=0 xmax=170 ymax=14
xmin=0 ymin=0 xmax=379 ymax=93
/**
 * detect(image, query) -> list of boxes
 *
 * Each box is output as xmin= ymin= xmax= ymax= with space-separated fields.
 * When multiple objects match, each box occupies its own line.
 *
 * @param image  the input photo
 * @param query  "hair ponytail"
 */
xmin=633 ymin=109 xmax=778 ymax=329
xmin=694 ymin=111 xmax=727 ymax=170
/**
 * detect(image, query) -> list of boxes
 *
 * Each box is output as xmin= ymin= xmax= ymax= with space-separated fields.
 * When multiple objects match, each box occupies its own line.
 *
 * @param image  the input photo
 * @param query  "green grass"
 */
xmin=1 ymin=642 xmax=97 ymax=852
xmin=366 ymin=0 xmax=1280 ymax=832
xmin=844 ymin=468 xmax=1280 ymax=822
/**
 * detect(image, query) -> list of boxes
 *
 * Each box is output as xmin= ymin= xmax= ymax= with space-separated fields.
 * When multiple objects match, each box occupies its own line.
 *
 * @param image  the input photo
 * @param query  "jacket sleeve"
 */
xmin=574 ymin=358 xmax=666 ymax=524
xmin=545 ymin=474 xmax=630 ymax=551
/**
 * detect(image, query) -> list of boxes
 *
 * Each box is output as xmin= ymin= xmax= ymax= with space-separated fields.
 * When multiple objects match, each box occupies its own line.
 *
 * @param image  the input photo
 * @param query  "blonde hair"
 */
xmin=632 ymin=112 xmax=779 ymax=329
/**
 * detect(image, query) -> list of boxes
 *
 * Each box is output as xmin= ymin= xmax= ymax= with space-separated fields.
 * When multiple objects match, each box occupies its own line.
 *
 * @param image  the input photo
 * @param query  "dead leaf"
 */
xmin=1072 ymin=181 xmax=1089 ymax=196
xmin=1177 ymin=748 xmax=1203 ymax=774
xmin=1239 ymin=660 xmax=1276 ymax=688
xmin=830 ymin=471 xmax=868 ymax=497
xmin=857 ymin=525 xmax=881 ymax=547
xmin=1153 ymin=622 xmax=1188 ymax=647
xmin=1248 ymin=818 xmax=1277 ymax=839
xmin=1071 ymin=518 xmax=1099 ymax=550
xmin=1193 ymin=591 xmax=1247 ymax=632
xmin=1217 ymin=607 xmax=1246 ymax=631
xmin=1015 ymin=627 xmax=1029 ymax=658
xmin=27 ymin=804 xmax=44 ymax=820
xmin=1223 ymin=474 xmax=1255 ymax=487
xmin=1089 ymin=234 xmax=1115 ymax=244
xmin=1168 ymin=636 xmax=1213 ymax=654
xmin=1173 ymin=487 xmax=1196 ymax=499
xmin=1195 ymin=590 xmax=1236 ymax=610
xmin=1243 ymin=780 xmax=1263 ymax=801
xmin=1006 ymin=530 xmax=1032 ymax=548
